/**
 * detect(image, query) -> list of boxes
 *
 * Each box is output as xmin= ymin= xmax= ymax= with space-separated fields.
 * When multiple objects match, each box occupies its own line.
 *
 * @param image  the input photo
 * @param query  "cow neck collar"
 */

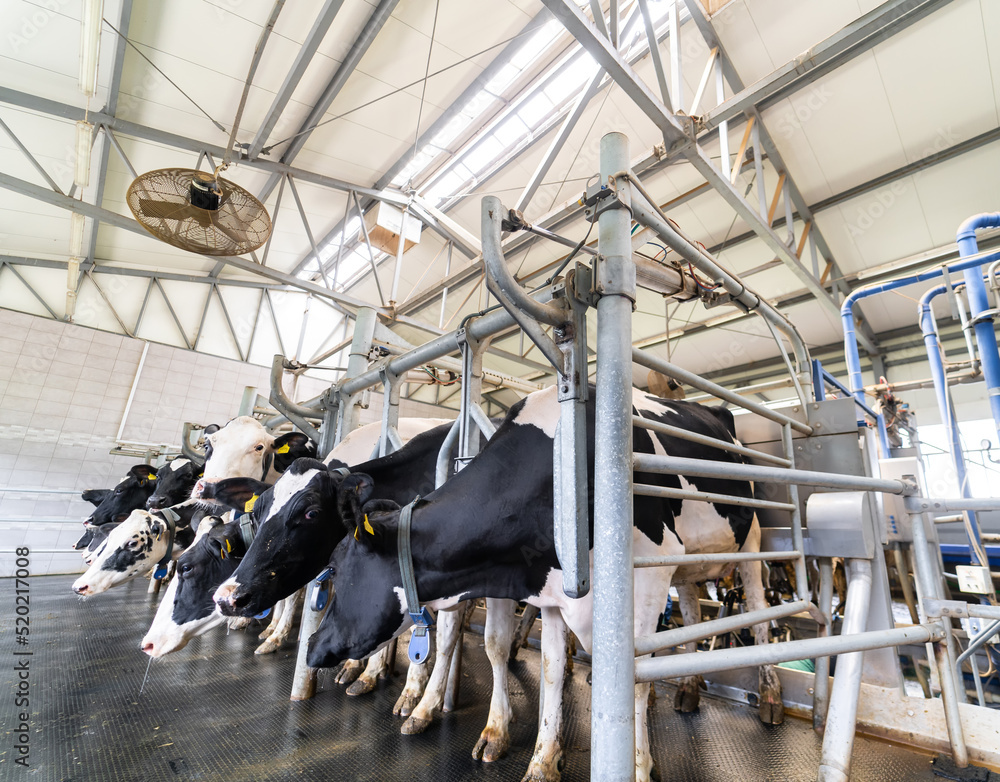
xmin=397 ymin=497 xmax=434 ymax=665
xmin=153 ymin=507 xmax=180 ymax=579
xmin=238 ymin=512 xmax=257 ymax=550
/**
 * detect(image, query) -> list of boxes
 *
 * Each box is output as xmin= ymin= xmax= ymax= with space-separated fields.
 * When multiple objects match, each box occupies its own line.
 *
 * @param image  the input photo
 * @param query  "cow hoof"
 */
xmin=472 ymin=728 xmax=509 ymax=762
xmin=254 ymin=637 xmax=283 ymax=655
xmin=257 ymin=628 xmax=273 ymax=641
xmin=673 ymin=676 xmax=704 ymax=713
xmin=227 ymin=617 xmax=251 ymax=630
xmin=346 ymin=676 xmax=376 ymax=697
xmin=758 ymin=695 xmax=784 ymax=725
xmin=335 ymin=660 xmax=364 ymax=685
xmin=393 ymin=691 xmax=420 ymax=717
xmin=520 ymin=766 xmax=561 ymax=782
xmin=401 ymin=716 xmax=432 ymax=735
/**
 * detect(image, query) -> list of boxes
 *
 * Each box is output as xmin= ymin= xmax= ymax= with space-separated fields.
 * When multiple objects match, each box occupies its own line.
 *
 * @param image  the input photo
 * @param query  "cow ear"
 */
xmin=201 ymin=478 xmax=270 ymax=513
xmin=272 ymin=432 xmax=316 ymax=472
xmin=82 ymin=489 xmax=110 ymax=506
xmin=130 ymin=464 xmax=158 ymax=485
xmin=336 ymin=473 xmax=374 ymax=530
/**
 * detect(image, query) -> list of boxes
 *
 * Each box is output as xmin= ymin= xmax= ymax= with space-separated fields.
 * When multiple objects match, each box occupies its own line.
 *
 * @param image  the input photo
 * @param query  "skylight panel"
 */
xmin=511 ymin=20 xmax=563 ymax=70
xmin=463 ymin=135 xmax=505 ymax=173
xmin=425 ymin=169 xmax=470 ymax=205
xmin=460 ymin=90 xmax=499 ymax=120
xmin=544 ymin=56 xmax=598 ymax=104
xmin=430 ymin=113 xmax=474 ymax=150
xmin=485 ymin=63 xmax=522 ymax=96
xmin=518 ymin=92 xmax=554 ymax=129
xmin=494 ymin=115 xmax=530 ymax=147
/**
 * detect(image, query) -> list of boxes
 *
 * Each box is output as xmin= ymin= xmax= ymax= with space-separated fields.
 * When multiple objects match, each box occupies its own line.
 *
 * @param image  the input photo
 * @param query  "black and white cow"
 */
xmin=208 ymin=419 xmax=463 ymax=701
xmin=297 ymin=385 xmax=778 ymax=782
xmin=71 ymin=501 xmax=212 ymax=596
xmin=191 ymin=417 xmax=316 ymax=499
xmin=82 ymin=464 xmax=159 ymax=526
xmin=146 ymin=457 xmax=204 ymax=510
xmin=139 ymin=419 xmax=446 ymax=662
xmin=141 ymin=516 xmax=242 ymax=657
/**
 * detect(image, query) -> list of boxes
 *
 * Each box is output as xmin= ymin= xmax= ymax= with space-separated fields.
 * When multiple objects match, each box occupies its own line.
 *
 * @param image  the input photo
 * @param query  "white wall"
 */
xmin=0 ymin=308 xmax=331 ymax=577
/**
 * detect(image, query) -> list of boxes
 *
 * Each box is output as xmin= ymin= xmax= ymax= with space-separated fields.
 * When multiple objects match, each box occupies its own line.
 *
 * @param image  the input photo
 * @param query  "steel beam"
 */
xmin=0 ymin=88 xmax=407 ymax=208
xmin=288 ymin=10 xmax=556 ymax=279
xmin=2 ymin=263 xmax=58 ymax=319
xmin=85 ymin=0 xmax=135 ymax=272
xmin=253 ymin=0 xmax=401 ymax=203
xmin=0 ymin=170 xmax=390 ymax=315
xmin=0 ymin=116 xmax=64 ymax=194
xmin=540 ymin=0 xmax=875 ymax=353
xmin=699 ymin=0 xmax=954 ymax=134
xmin=682 ymin=0 xmax=879 ymax=351
xmin=247 ymin=0 xmax=346 ymax=159
xmin=153 ymin=278 xmax=193 ymax=349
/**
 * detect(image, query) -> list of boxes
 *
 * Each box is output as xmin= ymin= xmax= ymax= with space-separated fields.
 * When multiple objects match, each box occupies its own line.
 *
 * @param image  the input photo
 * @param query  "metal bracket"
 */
xmin=923 ymin=598 xmax=971 ymax=619
xmin=582 ymin=178 xmax=630 ymax=224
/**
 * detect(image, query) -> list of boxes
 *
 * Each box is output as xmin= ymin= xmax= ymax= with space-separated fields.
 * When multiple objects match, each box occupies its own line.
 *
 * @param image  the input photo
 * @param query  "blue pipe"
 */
xmin=920 ymin=278 xmax=987 ymax=564
xmin=841 ymin=251 xmax=1000 ymax=404
xmin=957 ymin=214 xmax=1000 ymax=443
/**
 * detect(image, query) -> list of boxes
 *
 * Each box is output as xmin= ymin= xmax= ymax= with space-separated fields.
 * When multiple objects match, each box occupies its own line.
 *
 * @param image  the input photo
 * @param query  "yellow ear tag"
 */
xmin=276 ymin=444 xmax=290 ymax=454
xmin=364 ymin=514 xmax=374 ymax=536
xmin=220 ymin=548 xmax=226 ymax=560
xmin=148 ymin=475 xmax=157 ymax=481
xmin=354 ymin=526 xmax=360 ymax=541
xmin=244 ymin=494 xmax=259 ymax=513
xmin=225 ymin=540 xmax=231 ymax=553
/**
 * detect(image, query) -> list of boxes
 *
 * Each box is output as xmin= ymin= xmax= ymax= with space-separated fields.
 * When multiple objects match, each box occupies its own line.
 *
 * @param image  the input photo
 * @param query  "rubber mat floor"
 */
xmin=1 ymin=575 xmax=942 ymax=782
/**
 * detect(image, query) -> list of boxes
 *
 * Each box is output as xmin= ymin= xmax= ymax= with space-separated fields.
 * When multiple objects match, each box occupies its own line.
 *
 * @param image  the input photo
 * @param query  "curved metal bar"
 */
xmin=268 ymin=354 xmax=321 ymax=442
xmin=482 ymin=195 xmax=569 ymax=328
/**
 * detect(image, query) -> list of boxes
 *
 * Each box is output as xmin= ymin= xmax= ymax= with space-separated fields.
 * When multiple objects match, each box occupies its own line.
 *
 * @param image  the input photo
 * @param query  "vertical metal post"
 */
xmin=591 ymin=131 xmax=636 ymax=782
xmin=337 ymin=307 xmax=379 ymax=442
xmin=812 ymin=558 xmax=834 ymax=733
xmin=715 ymin=58 xmax=730 ymax=181
xmin=818 ymin=558 xmax=872 ymax=782
xmin=910 ymin=508 xmax=969 ymax=765
xmin=238 ymin=387 xmax=258 ymax=417
xmin=781 ymin=423 xmax=808 ymax=597
xmin=290 ymin=306 xmax=377 ymax=702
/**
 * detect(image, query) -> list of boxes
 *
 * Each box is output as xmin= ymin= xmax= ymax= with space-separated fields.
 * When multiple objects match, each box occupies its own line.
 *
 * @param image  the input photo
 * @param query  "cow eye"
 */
xmin=255 ymin=444 xmax=265 ymax=452
xmin=179 ymin=563 xmax=192 ymax=574
xmin=305 ymin=509 xmax=319 ymax=521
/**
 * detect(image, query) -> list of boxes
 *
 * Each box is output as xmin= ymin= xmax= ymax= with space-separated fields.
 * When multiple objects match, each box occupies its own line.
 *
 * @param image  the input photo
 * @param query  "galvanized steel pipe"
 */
xmin=632 ymin=453 xmax=914 ymax=495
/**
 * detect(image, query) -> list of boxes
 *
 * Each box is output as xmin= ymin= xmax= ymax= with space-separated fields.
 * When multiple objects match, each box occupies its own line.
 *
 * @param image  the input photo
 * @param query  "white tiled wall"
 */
xmin=0 ymin=309 xmax=332 ymax=577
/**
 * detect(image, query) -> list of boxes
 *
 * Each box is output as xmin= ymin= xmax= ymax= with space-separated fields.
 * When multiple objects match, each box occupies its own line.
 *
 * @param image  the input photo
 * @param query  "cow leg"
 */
xmin=673 ymin=583 xmax=705 ymax=713
xmin=346 ymin=647 xmax=389 ymax=696
xmin=401 ymin=606 xmax=464 ymax=735
xmin=510 ymin=603 xmax=539 ymax=660
xmin=335 ymin=659 xmax=366 ymax=685
xmin=255 ymin=589 xmax=303 ymax=655
xmin=738 ymin=556 xmax=783 ymax=725
xmin=258 ymin=597 xmax=285 ymax=641
xmin=394 ymin=632 xmax=432 ymax=716
xmin=521 ymin=607 xmax=567 ymax=782
xmin=472 ymin=597 xmax=516 ymax=763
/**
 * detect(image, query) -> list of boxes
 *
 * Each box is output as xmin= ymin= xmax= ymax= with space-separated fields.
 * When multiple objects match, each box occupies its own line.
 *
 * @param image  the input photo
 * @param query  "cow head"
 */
xmin=140 ymin=516 xmax=241 ymax=657
xmin=305 ymin=496 xmax=408 ymax=669
xmin=209 ymin=459 xmax=370 ymax=617
xmin=146 ymin=457 xmax=203 ymax=510
xmin=71 ymin=503 xmax=204 ymax=596
xmin=85 ymin=465 xmax=159 ymax=526
xmin=191 ymin=417 xmax=314 ymax=498
xmin=74 ymin=521 xmax=117 ymax=554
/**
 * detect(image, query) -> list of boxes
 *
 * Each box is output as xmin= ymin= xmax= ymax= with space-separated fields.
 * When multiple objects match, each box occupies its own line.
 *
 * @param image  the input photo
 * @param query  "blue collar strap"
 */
xmin=310 ymin=566 xmax=334 ymax=611
xmin=397 ymin=497 xmax=434 ymax=664
xmin=330 ymin=466 xmax=351 ymax=478
xmin=152 ymin=507 xmax=179 ymax=580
